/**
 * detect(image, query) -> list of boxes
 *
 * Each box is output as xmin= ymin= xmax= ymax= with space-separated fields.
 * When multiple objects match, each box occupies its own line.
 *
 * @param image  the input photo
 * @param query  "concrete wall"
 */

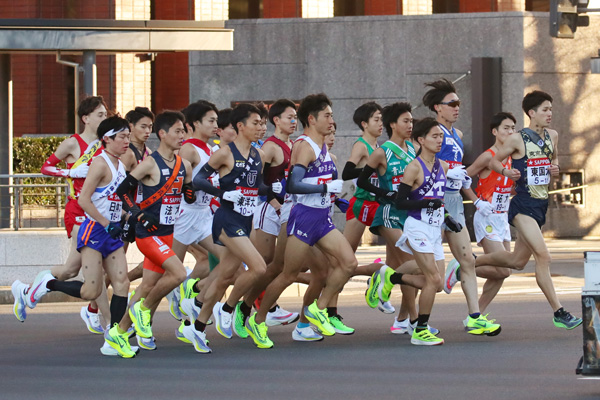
xmin=190 ymin=12 xmax=600 ymax=237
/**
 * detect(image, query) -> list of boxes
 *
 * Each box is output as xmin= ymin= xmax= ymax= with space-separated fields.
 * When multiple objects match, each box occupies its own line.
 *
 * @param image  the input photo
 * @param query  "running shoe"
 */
xmin=390 ymin=318 xmax=410 ymax=334
xmin=245 ymin=313 xmax=273 ymax=349
xmin=378 ymin=265 xmax=395 ymax=303
xmin=266 ymin=306 xmax=299 ymax=326
xmin=411 ymin=328 xmax=444 ymax=346
xmin=11 ymin=280 xmax=28 ymax=322
xmin=408 ymin=320 xmax=440 ymax=335
xmin=80 ymin=306 xmax=104 ymax=335
xmin=553 ymin=309 xmax=583 ymax=330
xmin=182 ymin=324 xmax=211 ymax=353
xmin=304 ymin=300 xmax=335 ymax=336
xmin=377 ymin=300 xmax=395 ymax=314
xmin=126 ymin=324 xmax=135 ymax=338
xmin=175 ymin=321 xmax=191 ymax=344
xmin=213 ymin=302 xmax=233 ymax=339
xmin=26 ymin=270 xmax=54 ymax=308
xmin=104 ymin=324 xmax=136 ymax=358
xmin=466 ymin=314 xmax=501 ymax=336
xmin=233 ymin=302 xmax=249 ymax=339
xmin=292 ymin=325 xmax=324 ymax=342
xmin=166 ymin=287 xmax=182 ymax=321
xmin=178 ymin=278 xmax=199 ymax=316
xmin=137 ymin=335 xmax=157 ymax=351
xmin=329 ymin=314 xmax=355 ymax=335
xmin=444 ymin=259 xmax=460 ymax=294
xmin=365 ymin=273 xmax=381 ymax=308
xmin=129 ymin=299 xmax=152 ymax=339
xmin=100 ymin=342 xmax=139 ymax=356
xmin=180 ymin=298 xmax=201 ymax=322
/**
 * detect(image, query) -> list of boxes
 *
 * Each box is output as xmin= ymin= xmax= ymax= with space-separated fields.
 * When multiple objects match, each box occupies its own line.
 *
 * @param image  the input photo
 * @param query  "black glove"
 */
xmin=426 ymin=199 xmax=444 ymax=210
xmin=138 ymin=213 xmax=160 ymax=233
xmin=120 ymin=215 xmax=137 ymax=243
xmin=183 ymin=181 xmax=196 ymax=204
xmin=444 ymin=213 xmax=463 ymax=233
xmin=105 ymin=221 xmax=123 ymax=239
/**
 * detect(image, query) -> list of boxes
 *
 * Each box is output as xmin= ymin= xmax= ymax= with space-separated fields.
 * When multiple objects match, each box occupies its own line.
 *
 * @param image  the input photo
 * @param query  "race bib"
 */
xmin=316 ymin=177 xmax=333 ymax=208
xmin=491 ymin=186 xmax=511 ymax=213
xmin=421 ymin=205 xmax=444 ymax=227
xmin=392 ymin=175 xmax=403 ymax=191
xmin=196 ymin=191 xmax=212 ymax=206
xmin=446 ymin=162 xmax=463 ymax=190
xmin=160 ymin=196 xmax=181 ymax=225
xmin=233 ymin=187 xmax=258 ymax=216
xmin=107 ymin=193 xmax=123 ymax=222
xmin=526 ymin=158 xmax=550 ymax=186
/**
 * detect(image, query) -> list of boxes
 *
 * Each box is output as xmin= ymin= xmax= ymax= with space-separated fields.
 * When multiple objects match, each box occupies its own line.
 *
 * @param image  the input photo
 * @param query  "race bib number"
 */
xmin=317 ymin=177 xmax=333 ymax=207
xmin=107 ymin=193 xmax=123 ymax=222
xmin=160 ymin=196 xmax=181 ymax=225
xmin=446 ymin=162 xmax=463 ymax=190
xmin=491 ymin=186 xmax=511 ymax=213
xmin=392 ymin=175 xmax=403 ymax=191
xmin=233 ymin=187 xmax=258 ymax=216
xmin=421 ymin=204 xmax=444 ymax=227
xmin=526 ymin=158 xmax=550 ymax=186
xmin=196 ymin=191 xmax=212 ymax=206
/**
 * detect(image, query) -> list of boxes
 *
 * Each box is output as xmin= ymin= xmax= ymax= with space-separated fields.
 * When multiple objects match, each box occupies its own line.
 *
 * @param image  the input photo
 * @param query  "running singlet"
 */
xmin=295 ymin=137 xmax=336 ymax=209
xmin=378 ymin=140 xmax=416 ymax=204
xmin=437 ymin=124 xmax=464 ymax=191
xmin=219 ymin=142 xmax=263 ymax=217
xmin=136 ymin=152 xmax=186 ymax=238
xmin=262 ymin=135 xmax=291 ymax=204
xmin=512 ymin=128 xmax=553 ymax=200
xmin=476 ymin=149 xmax=513 ymax=213
xmin=353 ymin=138 xmax=378 ymax=201
xmin=179 ymin=139 xmax=214 ymax=209
xmin=67 ymin=135 xmax=103 ymax=200
xmin=407 ymin=158 xmax=446 ymax=227
xmin=87 ymin=151 xmax=126 ymax=222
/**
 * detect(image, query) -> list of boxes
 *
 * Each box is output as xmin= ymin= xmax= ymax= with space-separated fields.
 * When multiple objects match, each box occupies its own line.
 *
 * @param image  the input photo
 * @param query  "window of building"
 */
xmin=334 ymin=0 xmax=365 ymax=16
xmin=433 ymin=0 xmax=460 ymax=13
xmin=551 ymin=170 xmax=585 ymax=207
xmin=229 ymin=0 xmax=262 ymax=19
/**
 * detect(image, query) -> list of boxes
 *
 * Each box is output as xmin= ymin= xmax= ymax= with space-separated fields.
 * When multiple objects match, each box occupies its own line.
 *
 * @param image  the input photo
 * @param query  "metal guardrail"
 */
xmin=0 ymin=173 xmax=68 ymax=230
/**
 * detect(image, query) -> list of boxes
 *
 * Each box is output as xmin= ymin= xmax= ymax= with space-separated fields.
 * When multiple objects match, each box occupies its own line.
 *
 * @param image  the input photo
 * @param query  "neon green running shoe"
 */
xmin=104 ymin=324 xmax=136 ymax=358
xmin=245 ymin=313 xmax=273 ymax=349
xmin=411 ymin=328 xmax=444 ymax=346
xmin=329 ymin=314 xmax=355 ymax=335
xmin=304 ymin=300 xmax=335 ymax=336
xmin=129 ymin=299 xmax=152 ymax=339
xmin=377 ymin=265 xmax=395 ymax=303
xmin=175 ymin=321 xmax=191 ymax=344
xmin=365 ymin=271 xmax=381 ymax=308
xmin=466 ymin=314 xmax=501 ymax=336
xmin=233 ymin=301 xmax=249 ymax=339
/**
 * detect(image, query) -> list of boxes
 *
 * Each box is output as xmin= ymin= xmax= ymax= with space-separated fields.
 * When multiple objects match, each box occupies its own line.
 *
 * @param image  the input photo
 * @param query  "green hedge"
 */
xmin=13 ymin=136 xmax=69 ymax=206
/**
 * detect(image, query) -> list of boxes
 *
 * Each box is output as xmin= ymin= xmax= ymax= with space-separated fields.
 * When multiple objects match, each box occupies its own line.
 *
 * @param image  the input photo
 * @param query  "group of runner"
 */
xmin=10 ymin=78 xmax=582 ymax=356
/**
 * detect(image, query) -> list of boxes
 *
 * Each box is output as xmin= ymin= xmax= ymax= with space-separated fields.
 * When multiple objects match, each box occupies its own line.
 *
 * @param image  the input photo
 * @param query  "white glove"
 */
xmin=462 ymin=175 xmax=472 ymax=190
xmin=271 ymin=181 xmax=283 ymax=194
xmin=474 ymin=199 xmax=493 ymax=217
xmin=446 ymin=165 xmax=467 ymax=181
xmin=68 ymin=163 xmax=89 ymax=178
xmin=210 ymin=174 xmax=220 ymax=188
xmin=223 ymin=190 xmax=244 ymax=204
xmin=327 ymin=179 xmax=344 ymax=194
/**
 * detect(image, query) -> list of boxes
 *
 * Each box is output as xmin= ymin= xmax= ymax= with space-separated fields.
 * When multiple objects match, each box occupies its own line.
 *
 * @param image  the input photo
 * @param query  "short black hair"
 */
xmin=125 ymin=107 xmax=154 ymax=125
xmin=353 ymin=102 xmax=382 ymax=131
xmin=422 ymin=78 xmax=457 ymax=112
xmin=522 ymin=90 xmax=553 ymax=117
xmin=297 ymin=93 xmax=332 ymax=129
xmin=382 ymin=102 xmax=412 ymax=138
xmin=268 ymin=99 xmax=296 ymax=126
xmin=154 ymin=110 xmax=185 ymax=141
xmin=78 ymin=96 xmax=108 ymax=121
xmin=182 ymin=100 xmax=218 ymax=126
xmin=255 ymin=102 xmax=269 ymax=120
xmin=231 ymin=103 xmax=261 ymax=134
xmin=217 ymin=108 xmax=233 ymax=130
xmin=411 ymin=117 xmax=440 ymax=142
xmin=490 ymin=112 xmax=516 ymax=131
xmin=97 ymin=116 xmax=129 ymax=146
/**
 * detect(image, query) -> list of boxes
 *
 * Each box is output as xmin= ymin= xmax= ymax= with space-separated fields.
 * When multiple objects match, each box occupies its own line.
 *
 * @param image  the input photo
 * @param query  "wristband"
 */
xmin=501 ymin=167 xmax=506 ymax=176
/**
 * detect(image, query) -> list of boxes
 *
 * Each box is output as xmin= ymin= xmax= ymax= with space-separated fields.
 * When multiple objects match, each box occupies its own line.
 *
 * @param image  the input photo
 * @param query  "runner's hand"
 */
xmin=446 ymin=165 xmax=467 ymax=181
xmin=120 ymin=215 xmax=136 ymax=242
xmin=474 ymin=199 xmax=493 ymax=217
xmin=426 ymin=199 xmax=444 ymax=209
xmin=105 ymin=221 xmax=123 ymax=239
xmin=326 ymin=179 xmax=344 ymax=194
xmin=223 ymin=190 xmax=244 ymax=204
xmin=138 ymin=213 xmax=159 ymax=233
xmin=183 ymin=182 xmax=196 ymax=204
xmin=462 ymin=175 xmax=472 ymax=190
xmin=444 ymin=213 xmax=463 ymax=233
xmin=335 ymin=198 xmax=350 ymax=213
xmin=271 ymin=182 xmax=283 ymax=194
xmin=68 ymin=163 xmax=89 ymax=178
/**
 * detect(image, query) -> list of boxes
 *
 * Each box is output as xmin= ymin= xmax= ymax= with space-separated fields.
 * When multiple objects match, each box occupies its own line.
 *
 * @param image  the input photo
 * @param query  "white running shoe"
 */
xmin=444 ymin=259 xmax=460 ymax=294
xmin=390 ymin=318 xmax=410 ymax=334
xmin=80 ymin=306 xmax=104 ymax=334
xmin=137 ymin=335 xmax=157 ymax=350
xmin=408 ymin=320 xmax=440 ymax=335
xmin=213 ymin=302 xmax=233 ymax=339
xmin=180 ymin=298 xmax=201 ymax=322
xmin=11 ymin=280 xmax=29 ymax=322
xmin=182 ymin=325 xmax=211 ymax=353
xmin=100 ymin=342 xmax=140 ymax=356
xmin=377 ymin=301 xmax=396 ymax=314
xmin=26 ymin=270 xmax=54 ymax=308
xmin=266 ymin=306 xmax=300 ymax=327
xmin=292 ymin=325 xmax=324 ymax=342
xmin=166 ymin=287 xmax=183 ymax=321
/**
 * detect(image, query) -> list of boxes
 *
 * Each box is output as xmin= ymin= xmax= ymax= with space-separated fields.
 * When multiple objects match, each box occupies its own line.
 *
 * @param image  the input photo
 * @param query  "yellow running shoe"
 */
xmin=411 ymin=328 xmax=444 ymax=346
xmin=304 ymin=300 xmax=335 ymax=336
xmin=245 ymin=313 xmax=273 ymax=349
xmin=466 ymin=314 xmax=501 ymax=336
xmin=129 ymin=299 xmax=152 ymax=339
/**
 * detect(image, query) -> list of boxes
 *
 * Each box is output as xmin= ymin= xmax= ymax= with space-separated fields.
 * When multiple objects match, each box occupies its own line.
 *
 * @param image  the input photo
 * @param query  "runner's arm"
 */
xmin=78 ymin=158 xmax=110 ymax=227
xmin=394 ymin=163 xmax=442 ymax=210
xmin=40 ymin=138 xmax=79 ymax=177
xmin=548 ymin=129 xmax=560 ymax=176
xmin=357 ymin=165 xmax=392 ymax=199
xmin=491 ymin=135 xmax=520 ymax=181
xmin=287 ymin=165 xmax=326 ymax=194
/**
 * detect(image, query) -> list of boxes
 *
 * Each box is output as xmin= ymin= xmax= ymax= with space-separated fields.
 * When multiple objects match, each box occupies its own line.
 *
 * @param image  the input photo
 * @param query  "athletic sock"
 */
xmin=469 ymin=312 xmax=481 ymax=319
xmin=326 ymin=307 xmax=338 ymax=318
xmin=47 ymin=280 xmax=82 ymax=298
xmin=268 ymin=305 xmax=278 ymax=313
xmin=193 ymin=280 xmax=201 ymax=294
xmin=195 ymin=320 xmax=207 ymax=332
xmin=240 ymin=301 xmax=252 ymax=318
xmin=416 ymin=314 xmax=430 ymax=332
xmin=194 ymin=298 xmax=203 ymax=309
xmin=297 ymin=322 xmax=309 ymax=329
xmin=390 ymin=273 xmax=404 ymax=285
xmin=222 ymin=302 xmax=234 ymax=314
xmin=554 ymin=307 xmax=565 ymax=317
xmin=410 ymin=318 xmax=418 ymax=325
xmin=88 ymin=303 xmax=98 ymax=313
xmin=110 ymin=295 xmax=127 ymax=326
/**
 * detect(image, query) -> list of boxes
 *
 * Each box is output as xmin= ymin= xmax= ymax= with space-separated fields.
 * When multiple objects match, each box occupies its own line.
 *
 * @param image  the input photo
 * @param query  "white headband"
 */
xmin=103 ymin=127 xmax=128 ymax=139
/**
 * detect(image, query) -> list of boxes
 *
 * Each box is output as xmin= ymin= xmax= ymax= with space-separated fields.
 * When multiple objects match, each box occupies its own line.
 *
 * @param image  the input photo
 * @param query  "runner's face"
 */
xmin=364 ymin=110 xmax=383 ymax=138
xmin=218 ymin=124 xmax=237 ymax=145
xmin=436 ymin=93 xmax=459 ymax=124
xmin=419 ymin=126 xmax=444 ymax=153
xmin=276 ymin=107 xmax=297 ymax=135
xmin=130 ymin=117 xmax=153 ymax=144
xmin=530 ymin=101 xmax=552 ymax=128
xmin=163 ymin=120 xmax=186 ymax=150
xmin=107 ymin=129 xmax=131 ymax=156
xmin=85 ymin=105 xmax=107 ymax=134
xmin=493 ymin=118 xmax=516 ymax=146
xmin=313 ymin=106 xmax=334 ymax=136
xmin=197 ymin=110 xmax=218 ymax=140
xmin=393 ymin=112 xmax=413 ymax=140
xmin=325 ymin=127 xmax=336 ymax=150
xmin=259 ymin=117 xmax=268 ymax=140
xmin=238 ymin=113 xmax=262 ymax=142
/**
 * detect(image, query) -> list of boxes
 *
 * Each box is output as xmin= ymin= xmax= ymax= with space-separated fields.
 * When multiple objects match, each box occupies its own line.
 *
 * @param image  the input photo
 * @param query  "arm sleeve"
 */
xmin=342 ymin=161 xmax=361 ymax=181
xmin=394 ymin=183 xmax=437 ymax=210
xmin=258 ymin=183 xmax=270 ymax=196
xmin=357 ymin=165 xmax=390 ymax=198
xmin=116 ymin=174 xmax=142 ymax=216
xmin=287 ymin=164 xmax=327 ymax=194
xmin=41 ymin=153 xmax=69 ymax=178
xmin=193 ymin=164 xmax=225 ymax=197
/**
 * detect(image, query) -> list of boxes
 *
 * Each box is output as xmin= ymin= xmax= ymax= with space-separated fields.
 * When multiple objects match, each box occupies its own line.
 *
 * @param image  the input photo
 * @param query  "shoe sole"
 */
xmin=332 ymin=328 xmax=355 ymax=335
xmin=80 ymin=307 xmax=103 ymax=335
xmin=104 ymin=340 xmax=136 ymax=358
xmin=266 ymin=313 xmax=300 ymax=327
xmin=246 ymin=328 xmax=273 ymax=349
xmin=11 ymin=283 xmax=26 ymax=322
xmin=467 ymin=325 xmax=501 ymax=336
xmin=182 ymin=331 xmax=211 ymax=353
xmin=554 ymin=320 xmax=583 ymax=330
xmin=411 ymin=338 xmax=444 ymax=345
xmin=377 ymin=265 xmax=392 ymax=303
xmin=292 ymin=332 xmax=324 ymax=342
xmin=390 ymin=328 xmax=409 ymax=335
xmin=304 ymin=308 xmax=335 ymax=337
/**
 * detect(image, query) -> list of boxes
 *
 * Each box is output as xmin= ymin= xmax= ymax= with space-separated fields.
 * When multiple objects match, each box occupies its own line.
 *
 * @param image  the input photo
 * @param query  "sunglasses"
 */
xmin=440 ymin=100 xmax=460 ymax=107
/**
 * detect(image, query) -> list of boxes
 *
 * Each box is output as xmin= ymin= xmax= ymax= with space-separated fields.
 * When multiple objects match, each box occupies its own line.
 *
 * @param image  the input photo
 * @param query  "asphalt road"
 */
xmin=1 ymin=289 xmax=599 ymax=400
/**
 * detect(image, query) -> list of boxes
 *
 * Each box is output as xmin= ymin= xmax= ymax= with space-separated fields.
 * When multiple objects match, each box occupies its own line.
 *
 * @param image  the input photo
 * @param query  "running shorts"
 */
xmin=286 ymin=203 xmax=335 ymax=246
xmin=473 ymin=210 xmax=511 ymax=244
xmin=396 ymin=216 xmax=444 ymax=261
xmin=76 ymin=219 xmax=124 ymax=258
xmin=212 ymin=206 xmax=253 ymax=246
xmin=346 ymin=197 xmax=379 ymax=226
xmin=64 ymin=199 xmax=86 ymax=238
xmin=173 ymin=205 xmax=213 ymax=245
xmin=508 ymin=194 xmax=549 ymax=228
xmin=136 ymin=234 xmax=176 ymax=274
xmin=370 ymin=203 xmax=407 ymax=235
xmin=443 ymin=191 xmax=466 ymax=232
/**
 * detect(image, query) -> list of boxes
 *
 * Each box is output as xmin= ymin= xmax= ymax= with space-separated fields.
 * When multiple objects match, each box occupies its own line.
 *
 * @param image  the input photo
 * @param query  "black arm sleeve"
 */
xmin=395 ymin=183 xmax=443 ymax=210
xmin=193 ymin=164 xmax=225 ymax=197
xmin=258 ymin=183 xmax=270 ymax=196
xmin=116 ymin=174 xmax=142 ymax=216
xmin=287 ymin=164 xmax=327 ymax=194
xmin=357 ymin=165 xmax=390 ymax=198
xmin=342 ymin=161 xmax=362 ymax=181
